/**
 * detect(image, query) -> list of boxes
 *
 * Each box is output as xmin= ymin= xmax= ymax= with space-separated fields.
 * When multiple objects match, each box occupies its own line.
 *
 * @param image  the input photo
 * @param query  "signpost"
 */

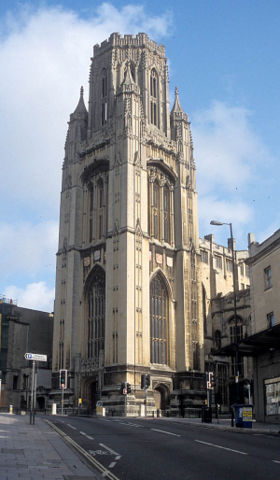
xmin=24 ymin=353 xmax=47 ymax=424
xmin=24 ymin=353 xmax=47 ymax=362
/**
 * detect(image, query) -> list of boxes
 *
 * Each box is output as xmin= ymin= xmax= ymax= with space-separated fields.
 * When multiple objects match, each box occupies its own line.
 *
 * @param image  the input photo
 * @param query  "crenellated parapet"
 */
xmin=93 ymin=32 xmax=165 ymax=59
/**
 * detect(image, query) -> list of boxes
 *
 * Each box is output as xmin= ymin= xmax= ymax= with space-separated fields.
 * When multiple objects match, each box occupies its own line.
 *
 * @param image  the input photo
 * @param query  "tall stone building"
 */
xmin=53 ymin=33 xmax=205 ymax=415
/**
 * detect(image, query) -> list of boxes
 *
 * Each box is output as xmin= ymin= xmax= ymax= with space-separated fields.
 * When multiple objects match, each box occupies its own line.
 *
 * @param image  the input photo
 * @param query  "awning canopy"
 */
xmin=216 ymin=323 xmax=280 ymax=357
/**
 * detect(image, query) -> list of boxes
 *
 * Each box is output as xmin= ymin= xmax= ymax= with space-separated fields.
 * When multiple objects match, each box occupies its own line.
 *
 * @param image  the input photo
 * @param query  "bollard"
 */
xmin=9 ymin=405 xmax=13 ymax=414
xmin=52 ymin=403 xmax=57 ymax=415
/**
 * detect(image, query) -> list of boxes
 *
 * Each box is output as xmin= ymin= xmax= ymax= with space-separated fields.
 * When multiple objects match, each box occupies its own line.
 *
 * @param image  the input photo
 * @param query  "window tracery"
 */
xmin=86 ymin=172 xmax=108 ymax=244
xmin=150 ymin=274 xmax=169 ymax=365
xmin=148 ymin=166 xmax=174 ymax=245
xmin=150 ymin=68 xmax=159 ymax=126
xmin=87 ymin=267 xmax=105 ymax=363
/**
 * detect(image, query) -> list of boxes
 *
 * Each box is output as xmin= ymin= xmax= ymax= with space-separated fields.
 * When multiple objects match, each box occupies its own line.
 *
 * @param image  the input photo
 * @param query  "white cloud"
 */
xmin=4 ymin=281 xmax=55 ymax=312
xmin=192 ymin=100 xmax=271 ymax=196
xmin=0 ymin=220 xmax=58 ymax=277
xmin=0 ymin=3 xmax=172 ymax=214
xmin=191 ymin=100 xmax=275 ymax=245
xmin=198 ymin=196 xmax=252 ymax=226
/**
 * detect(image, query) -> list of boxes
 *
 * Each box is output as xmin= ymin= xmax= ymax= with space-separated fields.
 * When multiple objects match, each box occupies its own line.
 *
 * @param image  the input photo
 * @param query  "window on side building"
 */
xmin=201 ymin=250 xmax=208 ymax=264
xmin=264 ymin=266 xmax=272 ymax=289
xmin=267 ymin=312 xmax=274 ymax=328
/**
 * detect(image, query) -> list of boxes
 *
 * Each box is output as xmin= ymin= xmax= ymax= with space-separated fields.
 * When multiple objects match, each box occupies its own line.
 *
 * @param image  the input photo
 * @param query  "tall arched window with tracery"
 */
xmin=153 ymin=181 xmax=160 ymax=239
xmin=87 ymin=268 xmax=105 ymax=363
xmin=97 ymin=179 xmax=104 ymax=239
xmin=148 ymin=166 xmax=174 ymax=245
xmin=163 ymin=186 xmax=170 ymax=243
xmin=88 ymin=183 xmax=94 ymax=242
xmin=150 ymin=274 xmax=169 ymax=365
xmin=150 ymin=68 xmax=159 ymax=126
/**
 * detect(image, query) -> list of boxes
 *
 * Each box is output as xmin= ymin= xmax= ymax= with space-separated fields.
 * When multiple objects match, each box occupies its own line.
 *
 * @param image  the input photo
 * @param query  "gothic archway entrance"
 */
xmin=154 ymin=383 xmax=170 ymax=411
xmin=82 ymin=378 xmax=99 ymax=412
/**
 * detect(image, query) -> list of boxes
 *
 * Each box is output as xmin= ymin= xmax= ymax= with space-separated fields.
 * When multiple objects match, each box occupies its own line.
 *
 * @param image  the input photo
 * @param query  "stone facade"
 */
xmin=247 ymin=230 xmax=280 ymax=422
xmin=199 ymin=234 xmax=252 ymax=409
xmin=53 ymin=33 xmax=206 ymax=415
xmin=0 ymin=299 xmax=53 ymax=411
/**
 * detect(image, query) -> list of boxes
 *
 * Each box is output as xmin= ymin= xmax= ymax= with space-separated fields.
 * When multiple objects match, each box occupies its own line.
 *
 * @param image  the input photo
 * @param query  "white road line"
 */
xmin=195 ymin=440 xmax=248 ymax=455
xmin=272 ymin=460 xmax=280 ymax=464
xmin=67 ymin=423 xmax=77 ymax=430
xmin=79 ymin=431 xmax=94 ymax=440
xmin=80 ymin=431 xmax=86 ymax=436
xmin=99 ymin=443 xmax=121 ymax=457
xmin=109 ymin=462 xmax=116 ymax=468
xmin=151 ymin=428 xmax=181 ymax=437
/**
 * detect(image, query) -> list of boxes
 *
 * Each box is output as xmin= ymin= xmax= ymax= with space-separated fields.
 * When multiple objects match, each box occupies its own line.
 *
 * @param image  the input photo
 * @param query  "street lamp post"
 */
xmin=210 ymin=220 xmax=239 ymax=404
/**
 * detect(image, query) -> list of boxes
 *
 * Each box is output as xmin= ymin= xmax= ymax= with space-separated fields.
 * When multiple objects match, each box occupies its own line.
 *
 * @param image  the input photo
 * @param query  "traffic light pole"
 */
xmin=61 ymin=387 xmax=64 ymax=415
xmin=145 ymin=388 xmax=147 ymax=417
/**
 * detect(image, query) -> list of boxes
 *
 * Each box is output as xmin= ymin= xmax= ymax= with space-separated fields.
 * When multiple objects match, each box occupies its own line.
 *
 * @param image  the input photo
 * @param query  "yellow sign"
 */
xmin=96 ymin=405 xmax=103 ymax=415
xmin=242 ymin=407 xmax=252 ymax=420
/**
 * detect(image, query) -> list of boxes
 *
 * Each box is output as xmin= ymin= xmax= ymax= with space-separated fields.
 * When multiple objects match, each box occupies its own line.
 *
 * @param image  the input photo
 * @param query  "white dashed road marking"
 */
xmin=195 ymin=439 xmax=248 ymax=455
xmin=151 ymin=428 xmax=181 ymax=437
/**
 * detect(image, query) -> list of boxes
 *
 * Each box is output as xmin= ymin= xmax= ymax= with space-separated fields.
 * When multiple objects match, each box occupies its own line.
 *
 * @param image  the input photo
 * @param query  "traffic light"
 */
xmin=60 ymin=369 xmax=67 ymax=389
xmin=141 ymin=374 xmax=150 ymax=390
xmin=120 ymin=382 xmax=127 ymax=395
xmin=120 ymin=382 xmax=131 ymax=394
xmin=206 ymin=371 xmax=214 ymax=390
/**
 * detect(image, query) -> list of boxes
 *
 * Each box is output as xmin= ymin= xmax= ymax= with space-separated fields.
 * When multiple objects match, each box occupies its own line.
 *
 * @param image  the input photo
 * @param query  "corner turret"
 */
xmin=64 ymin=87 xmax=88 ymax=165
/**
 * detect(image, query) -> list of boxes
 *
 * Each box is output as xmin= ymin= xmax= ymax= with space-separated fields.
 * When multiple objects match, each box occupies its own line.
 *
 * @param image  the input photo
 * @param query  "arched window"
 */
xmin=148 ymin=167 xmax=174 ymax=245
xmin=97 ymin=179 xmax=104 ymax=239
xmin=229 ymin=316 xmax=243 ymax=344
xmin=150 ymin=274 xmax=169 ymax=365
xmin=101 ymin=69 xmax=108 ymax=125
xmin=130 ymin=62 xmax=136 ymax=82
xmin=101 ymin=69 xmax=107 ymax=98
xmin=150 ymin=68 xmax=158 ymax=126
xmin=163 ymin=186 xmax=170 ymax=243
xmin=202 ymin=284 xmax=207 ymax=335
xmin=150 ymin=68 xmax=157 ymax=98
xmin=153 ymin=182 xmax=160 ymax=239
xmin=214 ymin=330 xmax=222 ymax=350
xmin=87 ymin=268 xmax=105 ymax=363
xmin=89 ymin=183 xmax=94 ymax=242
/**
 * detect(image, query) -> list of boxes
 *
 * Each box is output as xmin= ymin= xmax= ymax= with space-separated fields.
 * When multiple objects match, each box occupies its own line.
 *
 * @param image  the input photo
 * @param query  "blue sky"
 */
xmin=0 ymin=0 xmax=279 ymax=311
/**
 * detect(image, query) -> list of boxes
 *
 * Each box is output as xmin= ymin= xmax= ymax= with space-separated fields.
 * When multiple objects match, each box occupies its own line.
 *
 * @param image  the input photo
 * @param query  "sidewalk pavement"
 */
xmin=0 ymin=412 xmax=102 ymax=480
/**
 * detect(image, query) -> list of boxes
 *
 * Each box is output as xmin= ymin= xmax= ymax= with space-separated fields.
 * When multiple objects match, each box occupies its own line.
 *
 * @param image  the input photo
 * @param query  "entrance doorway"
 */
xmin=154 ymin=384 xmax=170 ymax=411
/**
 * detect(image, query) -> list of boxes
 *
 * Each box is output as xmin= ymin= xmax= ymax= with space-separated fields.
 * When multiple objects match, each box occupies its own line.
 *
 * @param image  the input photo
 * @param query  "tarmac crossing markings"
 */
xmin=45 ymin=419 xmax=120 ymax=480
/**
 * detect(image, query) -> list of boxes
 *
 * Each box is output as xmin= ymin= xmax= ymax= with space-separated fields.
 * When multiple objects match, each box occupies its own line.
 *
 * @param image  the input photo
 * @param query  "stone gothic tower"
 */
xmin=53 ymin=33 xmax=205 ymax=415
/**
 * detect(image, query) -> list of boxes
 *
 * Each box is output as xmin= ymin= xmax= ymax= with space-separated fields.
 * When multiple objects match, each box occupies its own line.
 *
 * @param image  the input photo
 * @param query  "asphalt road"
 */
xmin=49 ymin=416 xmax=280 ymax=480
